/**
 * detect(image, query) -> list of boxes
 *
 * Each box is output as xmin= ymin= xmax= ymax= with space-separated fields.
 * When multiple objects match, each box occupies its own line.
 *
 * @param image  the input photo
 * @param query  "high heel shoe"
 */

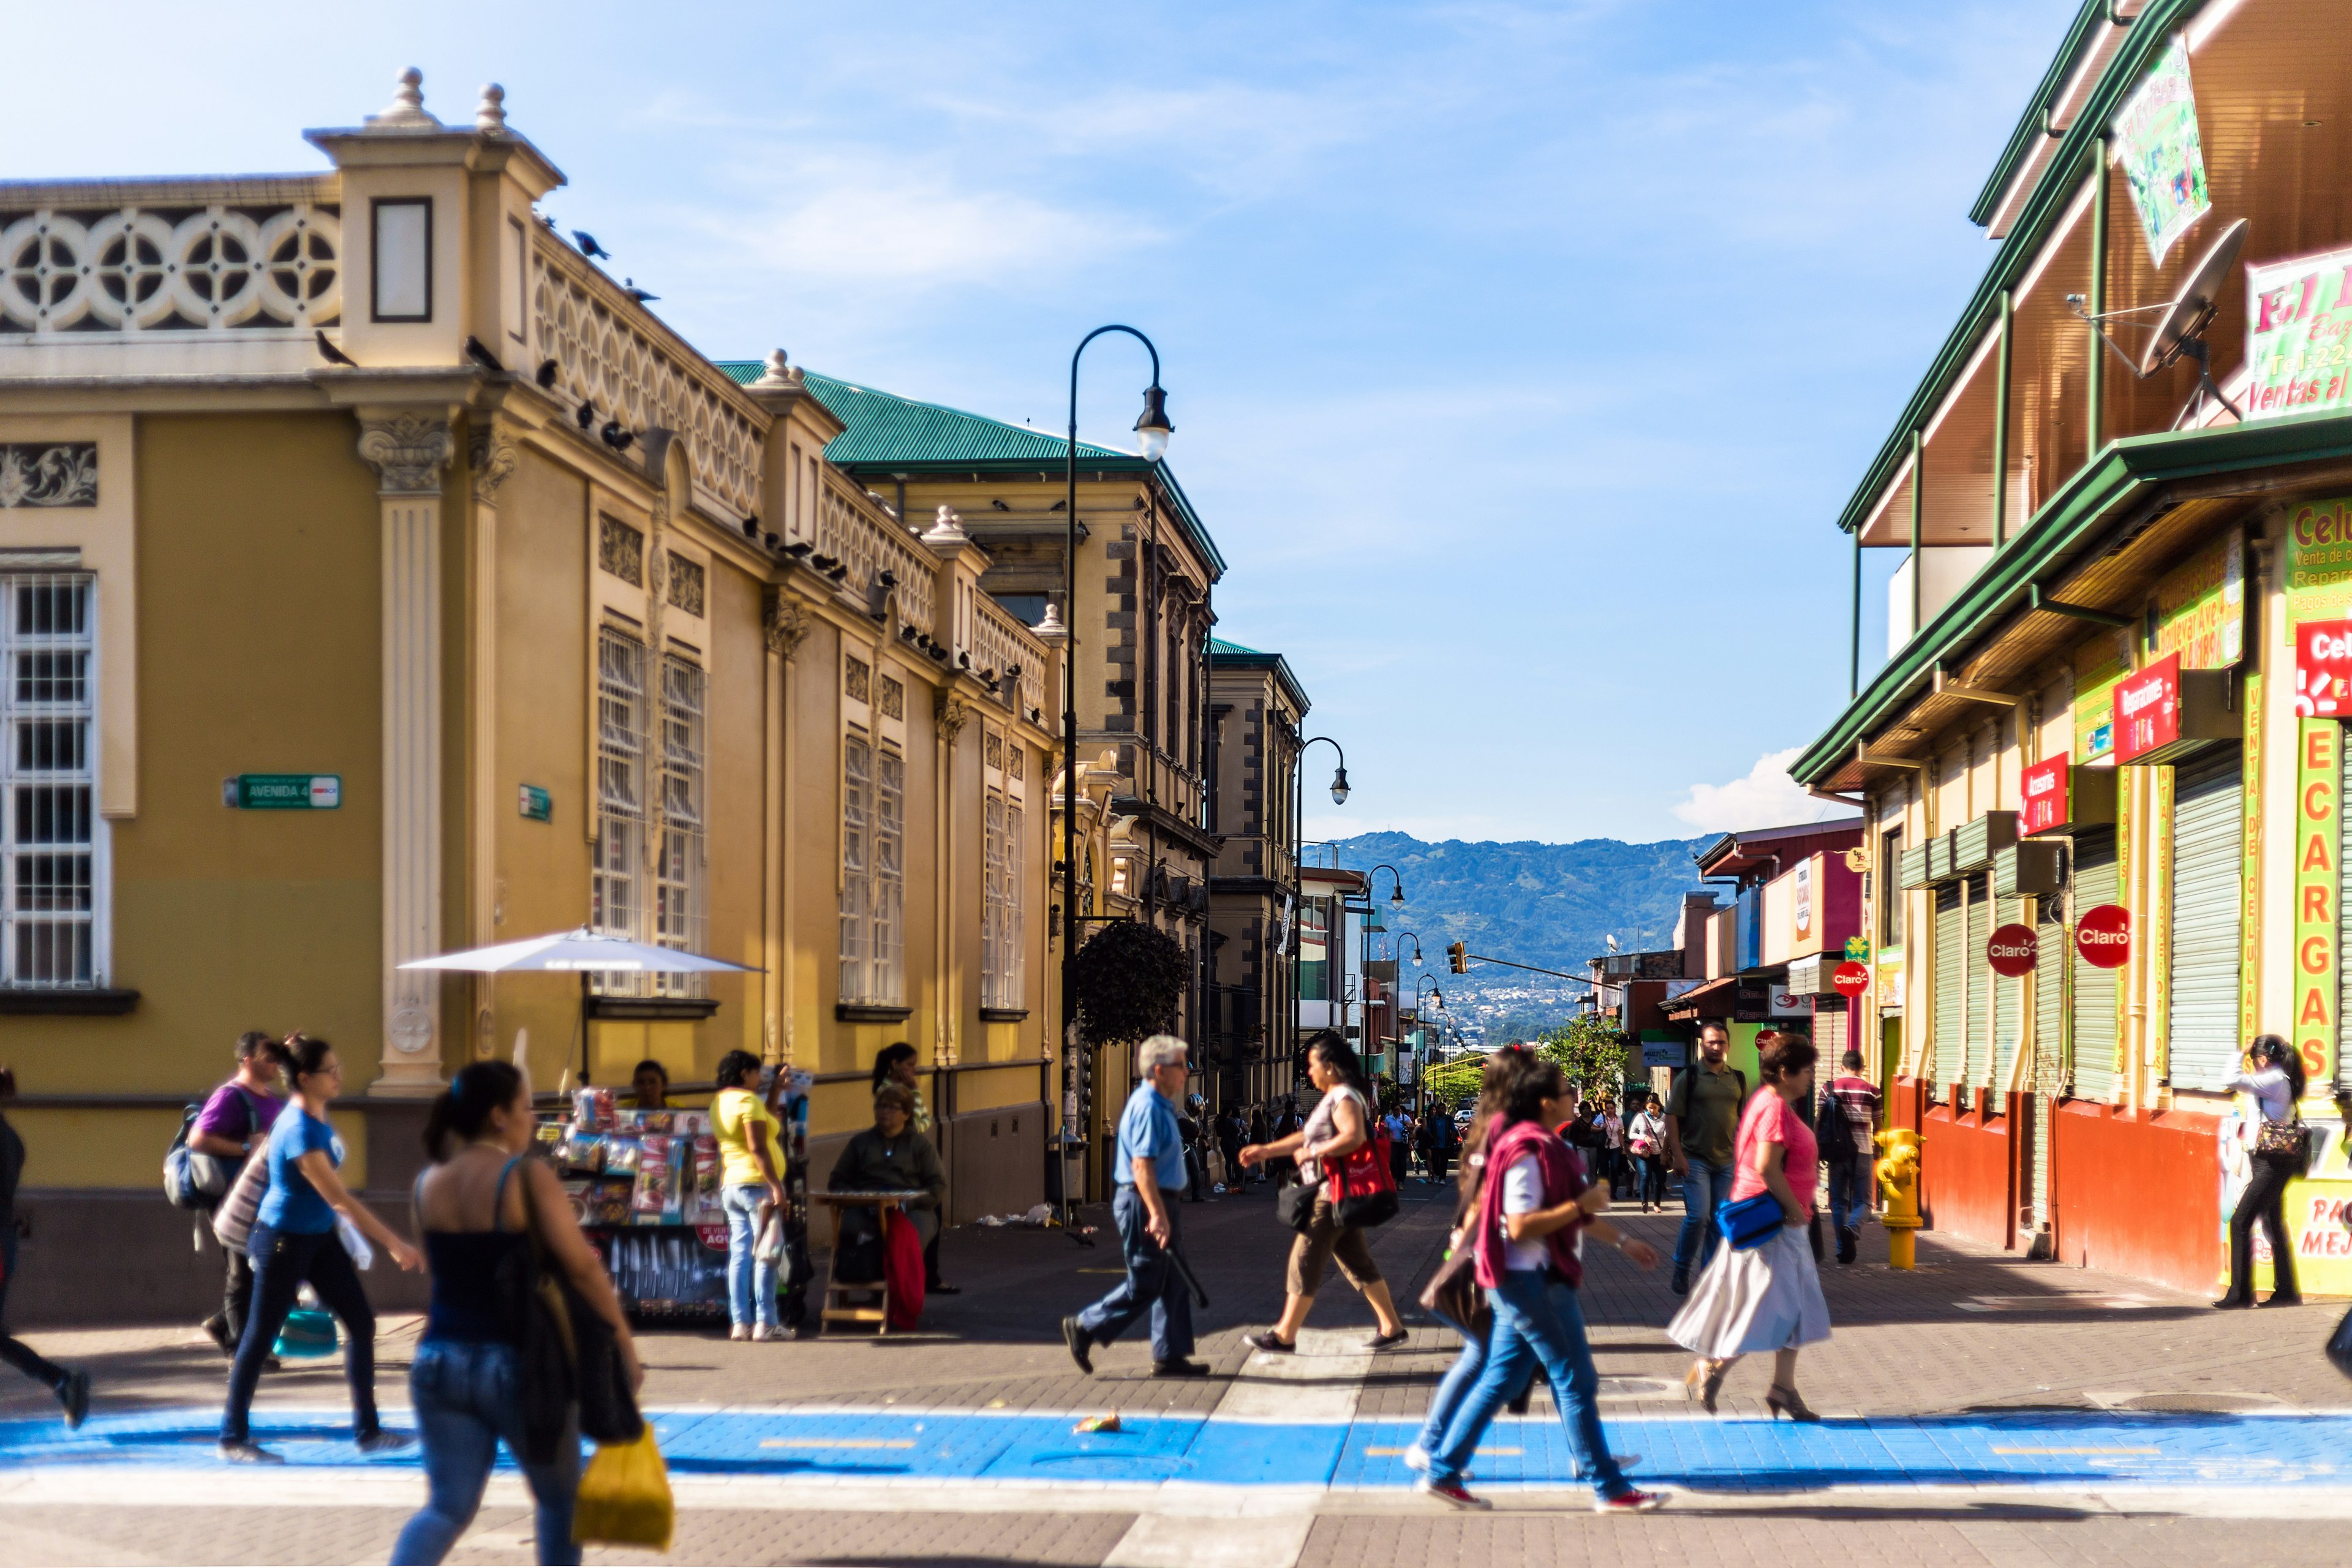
xmin=1765 ymin=1384 xmax=1820 ymax=1423
xmin=1684 ymin=1359 xmax=1727 ymax=1415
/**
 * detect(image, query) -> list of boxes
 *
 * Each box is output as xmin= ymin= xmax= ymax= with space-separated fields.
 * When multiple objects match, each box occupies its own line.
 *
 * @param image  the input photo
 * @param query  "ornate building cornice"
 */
xmin=934 ymin=690 xmax=969 ymax=745
xmin=763 ymin=589 xmax=812 ymax=660
xmin=468 ymin=421 xmax=518 ymax=506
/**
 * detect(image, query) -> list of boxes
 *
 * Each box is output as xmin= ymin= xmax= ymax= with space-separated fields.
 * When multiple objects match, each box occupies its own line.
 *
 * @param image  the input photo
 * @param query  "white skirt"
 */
xmin=1668 ymin=1223 xmax=1831 ymax=1358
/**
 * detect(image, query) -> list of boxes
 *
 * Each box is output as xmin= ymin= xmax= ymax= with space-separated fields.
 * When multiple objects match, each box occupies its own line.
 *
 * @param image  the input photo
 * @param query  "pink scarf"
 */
xmin=1472 ymin=1118 xmax=1589 ymax=1290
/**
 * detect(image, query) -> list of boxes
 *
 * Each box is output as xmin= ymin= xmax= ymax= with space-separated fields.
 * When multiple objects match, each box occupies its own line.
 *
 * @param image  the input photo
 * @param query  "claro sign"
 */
xmin=2297 ymin=617 xmax=2352 ymax=717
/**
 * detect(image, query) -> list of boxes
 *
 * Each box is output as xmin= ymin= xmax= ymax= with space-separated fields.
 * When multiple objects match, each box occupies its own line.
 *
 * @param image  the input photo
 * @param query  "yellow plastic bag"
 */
xmin=573 ymin=1423 xmax=674 ymax=1552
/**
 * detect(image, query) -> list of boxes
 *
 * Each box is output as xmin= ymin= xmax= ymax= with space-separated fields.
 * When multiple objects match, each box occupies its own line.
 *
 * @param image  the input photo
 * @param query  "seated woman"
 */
xmin=826 ymin=1084 xmax=945 ymax=1292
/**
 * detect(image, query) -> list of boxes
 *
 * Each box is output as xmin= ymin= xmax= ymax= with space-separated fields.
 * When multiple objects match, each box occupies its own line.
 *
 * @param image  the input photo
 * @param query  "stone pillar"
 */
xmin=358 ymin=410 xmax=454 ymax=1094
xmin=466 ymin=418 xmax=518 ymax=1065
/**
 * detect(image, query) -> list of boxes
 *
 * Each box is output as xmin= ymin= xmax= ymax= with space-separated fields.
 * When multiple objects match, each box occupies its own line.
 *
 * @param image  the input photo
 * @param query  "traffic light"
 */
xmin=1447 ymin=941 xmax=1468 ymax=974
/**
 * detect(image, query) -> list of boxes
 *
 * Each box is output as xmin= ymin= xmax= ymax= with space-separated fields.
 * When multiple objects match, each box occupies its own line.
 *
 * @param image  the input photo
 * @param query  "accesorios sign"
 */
xmin=1986 ymin=924 xmax=2038 ymax=978
xmin=2021 ymin=755 xmax=2070 ymax=834
xmin=2075 ymin=903 xmax=2132 ymax=970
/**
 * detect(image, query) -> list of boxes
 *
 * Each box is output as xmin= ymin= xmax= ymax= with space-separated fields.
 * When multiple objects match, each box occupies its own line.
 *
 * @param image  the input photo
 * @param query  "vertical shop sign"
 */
xmin=2150 ymin=764 xmax=2175 ymax=1084
xmin=2294 ymin=721 xmax=2339 ymax=1085
xmin=2115 ymin=770 xmax=2136 ymax=1088
xmin=2111 ymin=34 xmax=2211 ymax=265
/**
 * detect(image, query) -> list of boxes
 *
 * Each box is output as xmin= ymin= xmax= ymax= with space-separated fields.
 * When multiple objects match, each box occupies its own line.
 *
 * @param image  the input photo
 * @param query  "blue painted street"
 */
xmin=4 ymin=1404 xmax=2345 ymax=1493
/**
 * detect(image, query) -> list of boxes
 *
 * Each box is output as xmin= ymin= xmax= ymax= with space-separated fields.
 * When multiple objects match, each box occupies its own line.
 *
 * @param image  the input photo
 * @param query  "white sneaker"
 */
xmin=751 ymin=1324 xmax=777 ymax=1341
xmin=729 ymin=1325 xmax=751 ymax=1341
xmin=1402 ymin=1442 xmax=1431 ymax=1473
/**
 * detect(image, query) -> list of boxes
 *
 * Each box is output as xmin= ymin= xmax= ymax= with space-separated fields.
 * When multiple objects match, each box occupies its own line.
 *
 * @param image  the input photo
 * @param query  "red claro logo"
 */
xmin=2075 ymin=904 xmax=2132 ymax=969
xmin=1986 ymin=924 xmax=2038 ymax=978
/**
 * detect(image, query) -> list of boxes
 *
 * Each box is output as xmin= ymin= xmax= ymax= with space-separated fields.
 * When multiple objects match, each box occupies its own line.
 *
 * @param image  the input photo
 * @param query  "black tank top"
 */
xmin=420 ymin=1156 xmax=533 ymax=1344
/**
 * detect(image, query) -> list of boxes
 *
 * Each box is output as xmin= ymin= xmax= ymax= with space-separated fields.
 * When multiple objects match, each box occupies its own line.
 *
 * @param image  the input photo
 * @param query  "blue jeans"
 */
xmin=1826 ymin=1159 xmax=1870 ymax=1235
xmin=1416 ymin=1312 xmax=1541 ymax=1458
xmin=1430 ymin=1270 xmax=1628 ymax=1500
xmin=1077 ymin=1186 xmax=1193 ymax=1363
xmin=391 ymin=1340 xmax=580 ymax=1566
xmin=723 ymin=1183 xmax=778 ymax=1330
xmin=222 ymin=1223 xmax=377 ymax=1444
xmin=1672 ymin=1160 xmax=1735 ymax=1279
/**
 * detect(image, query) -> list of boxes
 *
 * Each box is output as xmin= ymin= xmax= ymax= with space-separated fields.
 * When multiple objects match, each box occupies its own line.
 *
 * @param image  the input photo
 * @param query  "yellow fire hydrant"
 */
xmin=1874 ymin=1129 xmax=1923 ymax=1270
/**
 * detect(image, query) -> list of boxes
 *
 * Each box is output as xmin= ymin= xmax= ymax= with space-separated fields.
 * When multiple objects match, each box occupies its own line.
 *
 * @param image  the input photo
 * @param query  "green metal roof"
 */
xmin=717 ymin=362 xmax=1129 ymax=464
xmin=715 ymin=360 xmax=1225 ymax=577
xmin=1793 ymin=409 xmax=2352 ymax=786
xmin=1968 ymin=1 xmax=2129 ymax=228
xmin=1833 ymin=0 xmax=2199 ymax=540
xmin=1208 ymin=636 xmax=1310 ymax=715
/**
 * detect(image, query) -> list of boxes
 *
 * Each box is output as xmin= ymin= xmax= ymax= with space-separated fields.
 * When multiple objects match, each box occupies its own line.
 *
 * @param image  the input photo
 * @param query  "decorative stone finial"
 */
xmin=924 ymin=505 xmax=968 ymax=545
xmin=750 ymin=349 xmax=795 ymax=389
xmin=475 ymin=83 xmax=507 ymax=133
xmin=1036 ymin=600 xmax=1064 ymax=634
xmin=366 ymin=67 xmax=444 ymax=132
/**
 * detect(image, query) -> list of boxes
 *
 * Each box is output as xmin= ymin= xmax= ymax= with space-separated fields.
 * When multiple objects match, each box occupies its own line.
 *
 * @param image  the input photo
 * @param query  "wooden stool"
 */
xmin=813 ymin=1192 xmax=905 ymax=1336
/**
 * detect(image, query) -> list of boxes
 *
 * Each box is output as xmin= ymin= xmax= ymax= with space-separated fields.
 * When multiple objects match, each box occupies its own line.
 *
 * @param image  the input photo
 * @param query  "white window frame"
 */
xmin=982 ymin=731 xmax=1025 ymax=1011
xmin=0 ymin=571 xmax=102 ymax=988
xmin=839 ymin=726 xmax=906 ymax=1006
xmin=590 ymin=624 xmax=648 ymax=984
xmin=654 ymin=653 xmax=707 ymax=997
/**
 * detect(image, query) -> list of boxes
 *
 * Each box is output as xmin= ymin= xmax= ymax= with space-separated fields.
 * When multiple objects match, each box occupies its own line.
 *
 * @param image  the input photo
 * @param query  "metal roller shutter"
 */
xmin=1993 ymin=893 xmax=2025 ymax=1094
xmin=1965 ymin=875 xmax=1990 ymax=1093
xmin=1816 ymin=1000 xmax=1847 ymax=1064
xmin=2032 ymin=889 xmax=2065 ymax=1230
xmin=2167 ymin=749 xmax=2244 ymax=1092
xmin=2072 ymin=826 xmax=2119 ymax=1102
xmin=1934 ymin=883 xmax=1964 ymax=1088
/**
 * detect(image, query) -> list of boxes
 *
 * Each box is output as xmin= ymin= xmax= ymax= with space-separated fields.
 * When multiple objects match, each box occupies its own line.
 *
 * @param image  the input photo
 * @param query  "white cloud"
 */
xmin=1672 ymin=748 xmax=1849 ymax=835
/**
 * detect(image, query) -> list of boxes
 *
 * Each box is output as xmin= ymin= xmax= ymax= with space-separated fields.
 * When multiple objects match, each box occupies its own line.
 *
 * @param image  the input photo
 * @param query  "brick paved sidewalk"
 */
xmin=3 ymin=1174 xmax=2347 ymax=1566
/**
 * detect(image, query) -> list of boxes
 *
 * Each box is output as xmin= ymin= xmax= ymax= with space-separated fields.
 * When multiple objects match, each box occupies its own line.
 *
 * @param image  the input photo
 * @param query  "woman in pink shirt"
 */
xmin=1667 ymin=1030 xmax=1830 ymax=1421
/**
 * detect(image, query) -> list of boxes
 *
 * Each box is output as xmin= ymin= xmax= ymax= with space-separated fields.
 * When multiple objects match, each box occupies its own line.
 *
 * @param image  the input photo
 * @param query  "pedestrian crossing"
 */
xmin=4 ymin=1403 xmax=2348 ymax=1493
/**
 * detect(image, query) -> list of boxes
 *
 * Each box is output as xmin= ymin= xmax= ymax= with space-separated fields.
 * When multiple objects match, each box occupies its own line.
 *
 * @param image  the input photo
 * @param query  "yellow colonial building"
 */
xmin=0 ymin=72 xmax=1056 ymax=1317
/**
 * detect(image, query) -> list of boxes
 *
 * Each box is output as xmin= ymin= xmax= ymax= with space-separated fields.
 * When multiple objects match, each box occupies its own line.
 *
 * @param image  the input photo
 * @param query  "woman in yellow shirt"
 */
xmin=710 ymin=1049 xmax=785 ymax=1341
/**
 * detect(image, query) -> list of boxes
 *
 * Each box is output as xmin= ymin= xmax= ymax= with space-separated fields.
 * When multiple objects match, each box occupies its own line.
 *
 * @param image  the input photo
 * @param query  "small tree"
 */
xmin=1071 ymin=920 xmax=1188 ymax=1049
xmin=1423 ymin=1052 xmax=1487 ymax=1109
xmin=1537 ymin=1015 xmax=1634 ymax=1102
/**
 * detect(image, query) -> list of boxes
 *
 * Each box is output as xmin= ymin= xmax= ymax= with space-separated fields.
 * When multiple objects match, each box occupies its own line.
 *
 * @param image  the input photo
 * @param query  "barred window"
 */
xmin=983 ymin=796 xmax=1024 ymax=1009
xmin=839 ymin=732 xmax=905 ymax=1005
xmin=654 ymin=655 xmax=706 ymax=995
xmin=591 ymin=627 xmax=647 ymax=971
xmin=2 ymin=575 xmax=97 ymax=987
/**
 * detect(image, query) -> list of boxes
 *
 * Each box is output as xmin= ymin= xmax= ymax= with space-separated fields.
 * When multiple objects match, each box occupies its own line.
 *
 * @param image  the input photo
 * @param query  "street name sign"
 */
xmin=225 ymin=774 xmax=341 ymax=810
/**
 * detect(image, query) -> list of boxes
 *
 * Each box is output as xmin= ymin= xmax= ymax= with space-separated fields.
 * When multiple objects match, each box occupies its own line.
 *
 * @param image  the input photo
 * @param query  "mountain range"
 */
xmin=1323 ymin=830 xmax=1712 ymax=1039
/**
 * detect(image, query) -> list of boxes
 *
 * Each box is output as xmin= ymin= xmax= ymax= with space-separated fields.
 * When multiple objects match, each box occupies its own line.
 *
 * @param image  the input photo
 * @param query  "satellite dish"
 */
xmin=2067 ymin=217 xmax=2249 ymax=428
xmin=2139 ymin=217 xmax=2248 ymax=375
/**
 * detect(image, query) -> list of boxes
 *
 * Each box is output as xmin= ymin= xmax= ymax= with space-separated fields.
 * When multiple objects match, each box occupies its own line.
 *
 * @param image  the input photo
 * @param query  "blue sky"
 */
xmin=5 ymin=1 xmax=2077 ymax=845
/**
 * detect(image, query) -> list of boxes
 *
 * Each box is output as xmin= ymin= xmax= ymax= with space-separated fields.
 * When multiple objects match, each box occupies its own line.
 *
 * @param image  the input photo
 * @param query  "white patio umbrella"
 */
xmin=401 ymin=929 xmax=759 ymax=1085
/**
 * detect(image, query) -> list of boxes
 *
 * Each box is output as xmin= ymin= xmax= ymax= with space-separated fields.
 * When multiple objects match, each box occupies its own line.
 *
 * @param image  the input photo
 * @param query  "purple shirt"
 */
xmin=194 ymin=1080 xmax=285 ymax=1144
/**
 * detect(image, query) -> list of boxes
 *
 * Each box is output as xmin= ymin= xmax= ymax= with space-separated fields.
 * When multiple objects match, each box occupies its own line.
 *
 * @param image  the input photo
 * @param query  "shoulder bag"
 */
xmin=503 ymin=1155 xmax=643 ymax=1462
xmin=211 ymin=1119 xmax=278 ymax=1253
xmin=1715 ymin=1191 xmax=1784 ymax=1251
xmin=1417 ymin=1232 xmax=1488 ymax=1341
xmin=2255 ymin=1112 xmax=2313 ymax=1169
xmin=1276 ymin=1178 xmax=1320 ymax=1234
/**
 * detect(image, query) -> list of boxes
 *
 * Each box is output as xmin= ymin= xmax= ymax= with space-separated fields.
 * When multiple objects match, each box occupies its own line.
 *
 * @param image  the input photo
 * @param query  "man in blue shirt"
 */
xmin=1064 ymin=1035 xmax=1205 ymax=1378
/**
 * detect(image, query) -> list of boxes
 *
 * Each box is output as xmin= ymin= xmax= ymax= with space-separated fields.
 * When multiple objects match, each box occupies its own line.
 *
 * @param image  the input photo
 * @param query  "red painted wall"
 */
xmin=1920 ymin=1098 xmax=2016 ymax=1251
xmin=2049 ymin=1099 xmax=2222 ymax=1295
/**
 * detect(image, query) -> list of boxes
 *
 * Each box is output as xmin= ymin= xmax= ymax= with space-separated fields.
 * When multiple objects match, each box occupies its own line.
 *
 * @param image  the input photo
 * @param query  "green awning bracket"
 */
xmin=2027 ymin=582 xmax=2130 ymax=627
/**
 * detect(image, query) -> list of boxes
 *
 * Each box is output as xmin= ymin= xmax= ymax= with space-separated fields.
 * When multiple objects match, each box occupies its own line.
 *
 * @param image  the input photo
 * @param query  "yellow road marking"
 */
xmin=1366 ymin=1446 xmax=1521 ymax=1457
xmin=1991 ymin=1446 xmax=2159 ymax=1456
xmin=761 ymin=1438 xmax=917 ymax=1450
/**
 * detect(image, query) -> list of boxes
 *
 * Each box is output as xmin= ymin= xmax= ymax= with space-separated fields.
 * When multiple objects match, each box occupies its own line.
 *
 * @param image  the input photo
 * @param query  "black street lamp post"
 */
xmin=1058 ymin=326 xmax=1172 ymax=1201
